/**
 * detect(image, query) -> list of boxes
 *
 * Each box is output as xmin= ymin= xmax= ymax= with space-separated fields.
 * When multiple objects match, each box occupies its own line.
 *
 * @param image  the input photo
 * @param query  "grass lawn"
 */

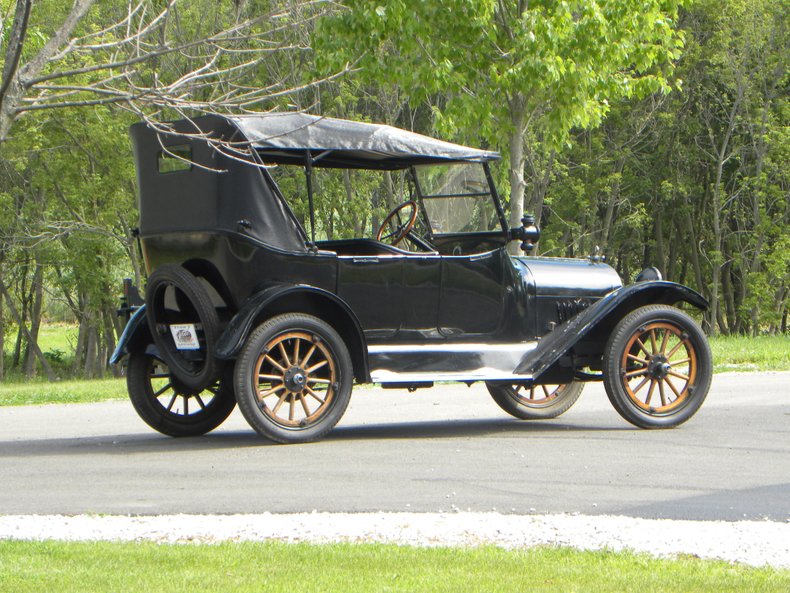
xmin=0 ymin=377 xmax=127 ymax=406
xmin=710 ymin=334 xmax=790 ymax=372
xmin=1 ymin=540 xmax=788 ymax=593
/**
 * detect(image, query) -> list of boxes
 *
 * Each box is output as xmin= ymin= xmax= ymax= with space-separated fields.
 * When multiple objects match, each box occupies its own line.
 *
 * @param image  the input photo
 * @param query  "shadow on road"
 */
xmin=0 ymin=416 xmax=634 ymax=457
xmin=328 ymin=417 xmax=630 ymax=441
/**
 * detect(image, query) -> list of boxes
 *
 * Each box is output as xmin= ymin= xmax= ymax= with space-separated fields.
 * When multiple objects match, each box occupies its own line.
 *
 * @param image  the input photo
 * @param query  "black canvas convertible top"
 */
xmin=130 ymin=112 xmax=500 ymax=252
xmin=227 ymin=113 xmax=500 ymax=169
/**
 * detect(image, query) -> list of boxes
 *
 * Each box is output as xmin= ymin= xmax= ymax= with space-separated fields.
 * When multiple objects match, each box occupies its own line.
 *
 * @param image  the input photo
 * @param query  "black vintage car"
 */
xmin=112 ymin=113 xmax=712 ymax=443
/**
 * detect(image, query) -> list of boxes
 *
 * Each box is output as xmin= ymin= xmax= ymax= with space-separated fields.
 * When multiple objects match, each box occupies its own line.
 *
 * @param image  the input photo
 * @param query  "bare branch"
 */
xmin=1 ymin=0 xmax=346 ymax=142
xmin=19 ymin=0 xmax=96 ymax=82
xmin=0 ymin=0 xmax=32 ymax=104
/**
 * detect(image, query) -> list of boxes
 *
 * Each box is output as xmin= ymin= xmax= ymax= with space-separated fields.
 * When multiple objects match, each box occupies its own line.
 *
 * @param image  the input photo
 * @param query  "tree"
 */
xmin=319 ymin=0 xmax=685 ymax=249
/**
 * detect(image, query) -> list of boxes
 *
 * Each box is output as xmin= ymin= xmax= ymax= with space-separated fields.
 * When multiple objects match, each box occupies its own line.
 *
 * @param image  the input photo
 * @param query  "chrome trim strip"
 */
xmin=370 ymin=370 xmax=534 ymax=383
xmin=368 ymin=342 xmax=538 ymax=354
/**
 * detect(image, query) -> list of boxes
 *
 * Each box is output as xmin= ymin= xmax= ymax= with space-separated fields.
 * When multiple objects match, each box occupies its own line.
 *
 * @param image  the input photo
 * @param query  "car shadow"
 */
xmin=328 ymin=417 xmax=631 ymax=441
xmin=0 ymin=417 xmax=633 ymax=458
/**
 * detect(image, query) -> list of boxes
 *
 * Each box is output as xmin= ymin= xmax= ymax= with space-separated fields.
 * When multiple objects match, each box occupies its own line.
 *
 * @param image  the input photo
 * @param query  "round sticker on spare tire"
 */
xmin=169 ymin=324 xmax=200 ymax=350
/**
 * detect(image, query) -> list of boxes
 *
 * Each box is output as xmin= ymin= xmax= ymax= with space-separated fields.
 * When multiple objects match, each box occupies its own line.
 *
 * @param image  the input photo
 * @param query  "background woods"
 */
xmin=0 ymin=0 xmax=787 ymax=380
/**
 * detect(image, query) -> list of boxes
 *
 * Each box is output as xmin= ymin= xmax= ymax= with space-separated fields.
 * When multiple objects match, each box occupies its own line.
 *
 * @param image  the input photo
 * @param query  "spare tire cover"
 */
xmin=145 ymin=265 xmax=221 ymax=391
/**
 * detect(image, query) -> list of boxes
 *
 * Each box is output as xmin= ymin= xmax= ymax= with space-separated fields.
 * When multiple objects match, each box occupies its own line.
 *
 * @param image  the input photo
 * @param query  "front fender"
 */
xmin=514 ymin=281 xmax=708 ymax=379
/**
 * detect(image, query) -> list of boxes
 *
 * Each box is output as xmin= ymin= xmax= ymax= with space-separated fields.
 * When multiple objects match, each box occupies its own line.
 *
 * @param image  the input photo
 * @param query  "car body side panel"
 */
xmin=142 ymin=232 xmax=337 ymax=310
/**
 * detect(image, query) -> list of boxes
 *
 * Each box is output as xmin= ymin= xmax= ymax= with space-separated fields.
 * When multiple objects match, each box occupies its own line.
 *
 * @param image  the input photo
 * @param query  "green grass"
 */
xmin=34 ymin=323 xmax=79 ymax=355
xmin=0 ymin=540 xmax=787 ymax=593
xmin=1 ymin=323 xmax=126 ymax=404
xmin=710 ymin=334 xmax=790 ymax=372
xmin=0 ymin=377 xmax=127 ymax=406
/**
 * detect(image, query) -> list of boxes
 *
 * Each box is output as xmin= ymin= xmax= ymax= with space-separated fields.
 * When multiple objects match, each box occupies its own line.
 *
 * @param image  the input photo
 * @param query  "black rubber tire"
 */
xmin=145 ymin=265 xmax=221 ymax=391
xmin=486 ymin=382 xmax=584 ymax=419
xmin=603 ymin=305 xmax=712 ymax=429
xmin=127 ymin=352 xmax=236 ymax=437
xmin=234 ymin=313 xmax=353 ymax=444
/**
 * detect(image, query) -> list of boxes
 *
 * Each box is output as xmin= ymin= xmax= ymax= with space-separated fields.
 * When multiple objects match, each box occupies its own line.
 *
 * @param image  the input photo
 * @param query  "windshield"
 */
xmin=414 ymin=163 xmax=501 ymax=234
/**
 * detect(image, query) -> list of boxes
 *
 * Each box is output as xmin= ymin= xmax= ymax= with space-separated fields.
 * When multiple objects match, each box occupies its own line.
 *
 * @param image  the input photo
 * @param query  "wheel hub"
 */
xmin=283 ymin=366 xmax=307 ymax=393
xmin=647 ymin=354 xmax=671 ymax=380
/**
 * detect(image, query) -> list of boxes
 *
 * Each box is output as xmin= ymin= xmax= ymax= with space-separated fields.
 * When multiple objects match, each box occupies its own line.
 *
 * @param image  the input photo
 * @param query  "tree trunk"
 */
xmin=0 ymin=276 xmax=56 ymax=381
xmin=83 ymin=320 xmax=98 ymax=379
xmin=103 ymin=305 xmax=122 ymax=378
xmin=0 ymin=269 xmax=4 ymax=381
xmin=666 ymin=216 xmax=678 ymax=282
xmin=601 ymin=159 xmax=625 ymax=253
xmin=681 ymin=205 xmax=706 ymax=330
xmin=705 ymin=75 xmax=745 ymax=336
xmin=653 ymin=208 xmax=666 ymax=275
xmin=23 ymin=262 xmax=43 ymax=377
xmin=507 ymin=101 xmax=526 ymax=255
xmin=526 ymin=149 xmax=555 ymax=235
xmin=11 ymin=262 xmax=29 ymax=368
xmin=72 ymin=295 xmax=87 ymax=374
xmin=721 ymin=258 xmax=736 ymax=335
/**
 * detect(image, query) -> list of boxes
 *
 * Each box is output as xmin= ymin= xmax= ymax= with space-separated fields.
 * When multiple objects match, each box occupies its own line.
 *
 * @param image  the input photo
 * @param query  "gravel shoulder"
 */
xmin=1 ymin=512 xmax=788 ymax=569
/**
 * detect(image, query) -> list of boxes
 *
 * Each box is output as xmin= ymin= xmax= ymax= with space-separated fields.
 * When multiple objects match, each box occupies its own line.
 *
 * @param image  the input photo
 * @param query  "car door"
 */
xmin=337 ymin=252 xmax=443 ymax=341
xmin=437 ymin=248 xmax=506 ymax=337
xmin=337 ymin=255 xmax=404 ymax=340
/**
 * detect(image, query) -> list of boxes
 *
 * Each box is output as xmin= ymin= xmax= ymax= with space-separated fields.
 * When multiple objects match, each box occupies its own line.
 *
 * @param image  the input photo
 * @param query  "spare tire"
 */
xmin=145 ymin=265 xmax=221 ymax=391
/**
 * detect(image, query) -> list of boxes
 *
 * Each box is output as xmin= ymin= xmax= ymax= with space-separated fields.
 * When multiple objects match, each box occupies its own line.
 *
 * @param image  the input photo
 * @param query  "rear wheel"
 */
xmin=486 ymin=382 xmax=584 ymax=419
xmin=603 ymin=305 xmax=712 ymax=428
xmin=234 ymin=313 xmax=353 ymax=444
xmin=127 ymin=352 xmax=236 ymax=437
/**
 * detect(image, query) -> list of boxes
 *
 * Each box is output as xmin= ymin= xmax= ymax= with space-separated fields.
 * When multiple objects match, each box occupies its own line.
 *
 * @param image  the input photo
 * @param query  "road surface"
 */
xmin=1 ymin=372 xmax=788 ymax=521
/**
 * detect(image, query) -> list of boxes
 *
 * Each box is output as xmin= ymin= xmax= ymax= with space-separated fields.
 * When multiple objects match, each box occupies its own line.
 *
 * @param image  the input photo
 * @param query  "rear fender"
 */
xmin=514 ymin=281 xmax=708 ymax=379
xmin=215 ymin=284 xmax=370 ymax=382
xmin=109 ymin=306 xmax=158 ymax=364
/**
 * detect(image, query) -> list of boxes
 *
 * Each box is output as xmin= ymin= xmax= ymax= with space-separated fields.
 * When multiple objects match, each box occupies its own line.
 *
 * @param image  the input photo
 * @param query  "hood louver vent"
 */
xmin=557 ymin=299 xmax=590 ymax=323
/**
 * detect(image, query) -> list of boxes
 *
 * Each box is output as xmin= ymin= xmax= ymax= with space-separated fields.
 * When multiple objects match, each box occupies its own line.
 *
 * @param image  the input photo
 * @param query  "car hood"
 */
xmin=513 ymin=256 xmax=623 ymax=298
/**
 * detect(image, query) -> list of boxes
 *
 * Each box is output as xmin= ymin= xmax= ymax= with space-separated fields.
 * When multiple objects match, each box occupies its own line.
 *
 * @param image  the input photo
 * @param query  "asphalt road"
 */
xmin=1 ymin=372 xmax=788 ymax=521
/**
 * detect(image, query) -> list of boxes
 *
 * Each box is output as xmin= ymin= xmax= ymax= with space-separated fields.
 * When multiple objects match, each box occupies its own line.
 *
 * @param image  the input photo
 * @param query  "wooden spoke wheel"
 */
xmin=603 ymin=305 xmax=712 ymax=429
xmin=254 ymin=331 xmax=338 ymax=428
xmin=486 ymin=381 xmax=583 ymax=420
xmin=234 ymin=313 xmax=353 ymax=443
xmin=127 ymin=352 xmax=236 ymax=437
xmin=621 ymin=323 xmax=696 ymax=412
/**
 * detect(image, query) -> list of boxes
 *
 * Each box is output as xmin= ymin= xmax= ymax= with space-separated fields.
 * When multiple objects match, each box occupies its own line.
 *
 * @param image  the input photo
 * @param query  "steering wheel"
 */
xmin=376 ymin=200 xmax=419 ymax=246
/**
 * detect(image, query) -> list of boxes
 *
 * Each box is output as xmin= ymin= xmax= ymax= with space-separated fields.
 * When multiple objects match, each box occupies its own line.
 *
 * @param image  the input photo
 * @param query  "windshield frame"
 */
xmin=410 ymin=162 xmax=509 ymax=238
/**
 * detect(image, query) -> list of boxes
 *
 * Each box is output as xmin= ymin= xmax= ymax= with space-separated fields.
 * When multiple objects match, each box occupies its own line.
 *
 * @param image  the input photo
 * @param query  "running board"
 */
xmin=368 ymin=342 xmax=537 ymax=384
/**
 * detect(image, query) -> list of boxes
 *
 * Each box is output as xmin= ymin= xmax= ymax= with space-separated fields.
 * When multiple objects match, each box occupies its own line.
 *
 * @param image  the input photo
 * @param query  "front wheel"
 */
xmin=603 ymin=305 xmax=712 ymax=429
xmin=234 ymin=313 xmax=353 ymax=444
xmin=486 ymin=382 xmax=584 ymax=419
xmin=127 ymin=352 xmax=236 ymax=437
